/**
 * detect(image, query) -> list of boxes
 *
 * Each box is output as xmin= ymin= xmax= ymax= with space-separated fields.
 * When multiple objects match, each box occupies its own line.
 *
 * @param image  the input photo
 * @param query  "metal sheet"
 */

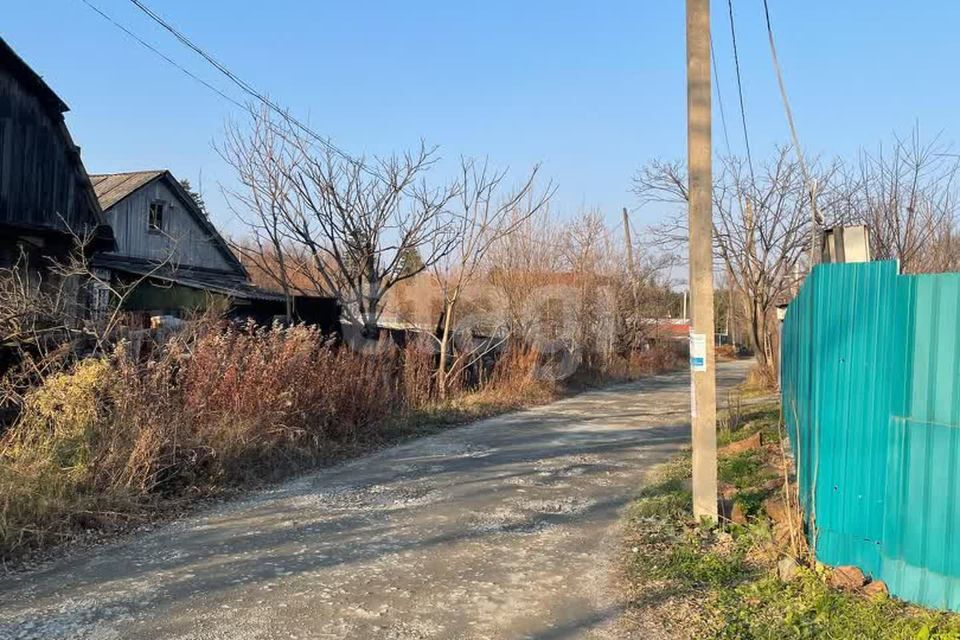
xmin=782 ymin=260 xmax=960 ymax=611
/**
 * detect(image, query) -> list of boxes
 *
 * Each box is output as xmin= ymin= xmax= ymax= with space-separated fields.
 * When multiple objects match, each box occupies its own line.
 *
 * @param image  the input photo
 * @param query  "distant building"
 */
xmin=0 ymin=37 xmax=113 ymax=288
xmin=644 ymin=318 xmax=691 ymax=341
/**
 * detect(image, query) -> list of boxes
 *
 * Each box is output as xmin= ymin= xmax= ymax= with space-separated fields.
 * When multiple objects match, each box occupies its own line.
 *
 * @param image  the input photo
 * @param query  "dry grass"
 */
xmin=0 ymin=321 xmax=682 ymax=564
xmin=0 ymin=321 xmax=414 ymax=560
xmin=715 ymin=344 xmax=738 ymax=361
xmin=744 ymin=362 xmax=778 ymax=393
xmin=575 ymin=345 xmax=688 ymax=386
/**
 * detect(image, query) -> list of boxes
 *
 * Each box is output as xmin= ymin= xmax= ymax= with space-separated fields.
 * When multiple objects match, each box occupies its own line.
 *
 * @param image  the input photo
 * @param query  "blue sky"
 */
xmin=5 ymin=1 xmax=960 ymax=236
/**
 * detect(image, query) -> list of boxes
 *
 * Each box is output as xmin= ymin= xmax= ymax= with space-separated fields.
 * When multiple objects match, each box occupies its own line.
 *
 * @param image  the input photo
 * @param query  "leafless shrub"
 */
xmin=0 ymin=227 xmax=176 ymax=431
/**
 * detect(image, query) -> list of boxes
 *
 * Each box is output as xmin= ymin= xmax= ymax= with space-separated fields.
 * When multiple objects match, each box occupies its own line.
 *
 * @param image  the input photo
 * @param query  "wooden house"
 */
xmin=0 ymin=37 xmax=112 ymax=279
xmin=90 ymin=169 xmax=268 ymax=315
xmin=89 ymin=170 xmax=341 ymax=332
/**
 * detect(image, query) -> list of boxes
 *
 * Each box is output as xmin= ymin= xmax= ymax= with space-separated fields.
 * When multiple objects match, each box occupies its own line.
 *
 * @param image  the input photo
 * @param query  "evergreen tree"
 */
xmin=398 ymin=247 xmax=425 ymax=277
xmin=180 ymin=178 xmax=208 ymax=217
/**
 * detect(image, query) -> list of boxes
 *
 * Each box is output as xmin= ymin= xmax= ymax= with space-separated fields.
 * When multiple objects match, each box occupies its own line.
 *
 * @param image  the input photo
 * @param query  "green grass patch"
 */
xmin=625 ymin=454 xmax=755 ymax=593
xmin=628 ymin=456 xmax=693 ymax=520
xmin=717 ymin=402 xmax=781 ymax=447
xmin=714 ymin=570 xmax=960 ymax=640
xmin=663 ymin=541 xmax=749 ymax=588
xmin=621 ymin=399 xmax=960 ymax=639
xmin=718 ymin=450 xmax=770 ymax=489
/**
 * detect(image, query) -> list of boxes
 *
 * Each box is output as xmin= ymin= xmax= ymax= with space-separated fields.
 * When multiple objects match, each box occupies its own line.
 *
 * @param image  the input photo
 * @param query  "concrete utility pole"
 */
xmin=686 ymin=0 xmax=718 ymax=522
xmin=622 ymin=207 xmax=634 ymax=273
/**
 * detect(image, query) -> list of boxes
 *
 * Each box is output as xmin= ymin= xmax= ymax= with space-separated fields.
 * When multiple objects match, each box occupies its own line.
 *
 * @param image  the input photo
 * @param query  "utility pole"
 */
xmin=622 ymin=207 xmax=635 ymax=273
xmin=727 ymin=264 xmax=736 ymax=346
xmin=687 ymin=0 xmax=718 ymax=522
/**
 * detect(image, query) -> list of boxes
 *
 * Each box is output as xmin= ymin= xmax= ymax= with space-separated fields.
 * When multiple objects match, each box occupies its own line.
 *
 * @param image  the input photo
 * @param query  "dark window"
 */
xmin=148 ymin=201 xmax=165 ymax=232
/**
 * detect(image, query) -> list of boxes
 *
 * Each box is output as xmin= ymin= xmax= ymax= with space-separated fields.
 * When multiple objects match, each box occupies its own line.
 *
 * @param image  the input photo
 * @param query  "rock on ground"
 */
xmin=829 ymin=565 xmax=867 ymax=591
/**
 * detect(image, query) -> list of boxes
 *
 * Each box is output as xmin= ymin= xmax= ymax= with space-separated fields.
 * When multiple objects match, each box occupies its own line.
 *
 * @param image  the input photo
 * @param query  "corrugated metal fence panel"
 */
xmin=782 ymin=260 xmax=960 ymax=611
xmin=884 ymin=272 xmax=960 ymax=610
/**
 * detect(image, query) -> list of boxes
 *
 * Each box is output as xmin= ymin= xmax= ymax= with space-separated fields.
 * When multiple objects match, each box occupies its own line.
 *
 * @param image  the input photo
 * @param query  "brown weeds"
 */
xmin=0 ymin=321 xmax=683 ymax=563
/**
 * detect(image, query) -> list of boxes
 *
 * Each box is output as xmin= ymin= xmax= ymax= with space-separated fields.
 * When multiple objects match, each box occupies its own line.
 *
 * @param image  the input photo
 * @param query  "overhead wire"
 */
xmin=78 ymin=0 xmax=244 ymax=110
xmin=761 ymin=0 xmax=824 ymax=252
xmin=710 ymin=37 xmax=733 ymax=159
xmin=726 ymin=0 xmax=757 ymax=188
xmin=80 ymin=0 xmax=387 ymax=182
xmin=126 ymin=0 xmax=384 ymax=180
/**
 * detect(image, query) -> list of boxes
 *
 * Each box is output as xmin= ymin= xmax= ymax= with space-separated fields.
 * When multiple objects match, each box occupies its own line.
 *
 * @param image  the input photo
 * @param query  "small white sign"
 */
xmin=689 ymin=332 xmax=707 ymax=372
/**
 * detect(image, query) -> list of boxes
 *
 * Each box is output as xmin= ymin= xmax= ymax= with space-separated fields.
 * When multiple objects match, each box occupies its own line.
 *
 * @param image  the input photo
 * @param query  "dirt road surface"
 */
xmin=0 ymin=360 xmax=750 ymax=640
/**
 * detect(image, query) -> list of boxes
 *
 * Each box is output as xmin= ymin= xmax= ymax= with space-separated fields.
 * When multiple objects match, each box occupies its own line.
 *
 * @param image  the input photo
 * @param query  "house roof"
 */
xmin=89 ymin=171 xmax=165 ymax=211
xmin=92 ymin=254 xmax=282 ymax=302
xmin=89 ymin=169 xmax=246 ymax=277
xmin=0 ymin=38 xmax=106 ymax=233
xmin=643 ymin=318 xmax=691 ymax=339
xmin=0 ymin=37 xmax=68 ymax=115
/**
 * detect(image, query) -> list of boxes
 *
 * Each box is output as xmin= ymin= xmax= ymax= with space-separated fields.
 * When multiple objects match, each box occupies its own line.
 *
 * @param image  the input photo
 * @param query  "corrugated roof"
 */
xmin=89 ymin=171 xmax=165 ymax=211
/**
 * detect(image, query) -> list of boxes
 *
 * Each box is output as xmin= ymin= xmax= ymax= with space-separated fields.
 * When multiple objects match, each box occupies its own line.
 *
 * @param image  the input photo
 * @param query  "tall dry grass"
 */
xmin=0 ymin=321 xmax=683 ymax=562
xmin=0 ymin=321 xmax=436 ymax=560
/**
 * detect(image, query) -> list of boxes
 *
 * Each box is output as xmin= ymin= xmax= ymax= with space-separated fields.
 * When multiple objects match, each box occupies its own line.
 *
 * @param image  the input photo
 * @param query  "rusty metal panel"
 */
xmin=782 ymin=260 xmax=960 ymax=611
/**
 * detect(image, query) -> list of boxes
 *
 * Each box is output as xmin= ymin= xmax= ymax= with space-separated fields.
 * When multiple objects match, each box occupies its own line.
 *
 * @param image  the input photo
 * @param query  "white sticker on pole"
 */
xmin=689 ymin=332 xmax=707 ymax=372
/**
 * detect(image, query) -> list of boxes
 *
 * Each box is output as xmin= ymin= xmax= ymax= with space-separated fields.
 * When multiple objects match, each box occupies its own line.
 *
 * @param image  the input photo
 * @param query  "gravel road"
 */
xmin=0 ymin=360 xmax=750 ymax=640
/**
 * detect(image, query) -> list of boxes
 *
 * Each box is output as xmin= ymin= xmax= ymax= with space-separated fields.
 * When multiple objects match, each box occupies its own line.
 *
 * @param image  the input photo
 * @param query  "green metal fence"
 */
xmin=782 ymin=259 xmax=960 ymax=611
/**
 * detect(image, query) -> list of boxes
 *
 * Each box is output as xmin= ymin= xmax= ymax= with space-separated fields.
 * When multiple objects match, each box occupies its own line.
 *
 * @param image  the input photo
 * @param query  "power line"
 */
xmin=710 ymin=37 xmax=733 ymax=158
xmin=761 ymin=0 xmax=823 ymax=255
xmin=725 ymin=0 xmax=756 ymax=186
xmin=79 ymin=0 xmax=244 ymax=110
xmin=81 ymin=0 xmax=385 ymax=182
xmin=126 ymin=0 xmax=380 ymax=179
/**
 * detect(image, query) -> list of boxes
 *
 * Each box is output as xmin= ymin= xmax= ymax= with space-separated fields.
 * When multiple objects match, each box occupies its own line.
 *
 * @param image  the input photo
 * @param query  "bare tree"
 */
xmin=220 ymin=106 xmax=302 ymax=319
xmin=845 ymin=129 xmax=960 ymax=273
xmin=557 ymin=209 xmax=679 ymax=364
xmin=221 ymin=108 xmax=458 ymax=336
xmin=295 ymin=147 xmax=457 ymax=336
xmin=487 ymin=205 xmax=566 ymax=341
xmin=560 ymin=209 xmax=618 ymax=365
xmin=229 ymin=239 xmax=318 ymax=298
xmin=613 ymin=247 xmax=679 ymax=353
xmin=635 ymin=149 xmax=838 ymax=377
xmin=430 ymin=158 xmax=551 ymax=394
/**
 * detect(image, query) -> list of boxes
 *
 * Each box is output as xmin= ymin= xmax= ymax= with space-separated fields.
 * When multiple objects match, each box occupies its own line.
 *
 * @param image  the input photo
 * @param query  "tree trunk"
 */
xmin=437 ymin=298 xmax=457 ymax=399
xmin=744 ymin=297 xmax=770 ymax=372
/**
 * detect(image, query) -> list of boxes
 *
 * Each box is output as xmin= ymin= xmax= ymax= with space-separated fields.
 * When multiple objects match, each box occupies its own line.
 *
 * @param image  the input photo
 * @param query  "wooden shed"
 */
xmin=0 ymin=37 xmax=112 ymax=274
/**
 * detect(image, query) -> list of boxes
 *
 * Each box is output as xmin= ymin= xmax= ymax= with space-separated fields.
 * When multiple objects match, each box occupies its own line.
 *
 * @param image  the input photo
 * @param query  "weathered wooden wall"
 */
xmin=105 ymin=179 xmax=235 ymax=272
xmin=0 ymin=70 xmax=98 ymax=235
